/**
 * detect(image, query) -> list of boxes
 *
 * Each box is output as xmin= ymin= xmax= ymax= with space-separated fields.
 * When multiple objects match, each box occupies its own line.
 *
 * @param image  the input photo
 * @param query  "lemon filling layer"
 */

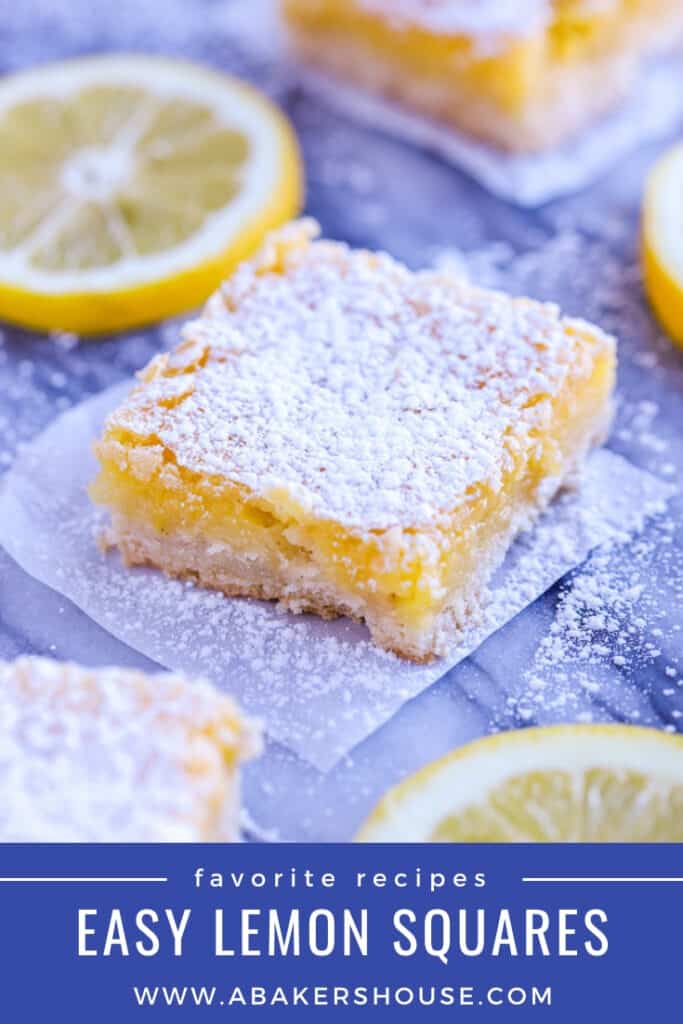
xmin=93 ymin=346 xmax=613 ymax=636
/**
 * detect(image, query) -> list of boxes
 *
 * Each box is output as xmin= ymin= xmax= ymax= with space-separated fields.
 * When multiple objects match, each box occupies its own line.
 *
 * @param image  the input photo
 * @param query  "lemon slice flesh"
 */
xmin=643 ymin=142 xmax=683 ymax=348
xmin=357 ymin=726 xmax=683 ymax=842
xmin=0 ymin=55 xmax=302 ymax=334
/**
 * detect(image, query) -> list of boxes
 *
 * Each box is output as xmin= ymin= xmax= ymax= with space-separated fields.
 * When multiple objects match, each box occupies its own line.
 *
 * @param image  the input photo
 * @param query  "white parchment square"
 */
xmin=291 ymin=60 xmax=683 ymax=207
xmin=0 ymin=382 xmax=672 ymax=770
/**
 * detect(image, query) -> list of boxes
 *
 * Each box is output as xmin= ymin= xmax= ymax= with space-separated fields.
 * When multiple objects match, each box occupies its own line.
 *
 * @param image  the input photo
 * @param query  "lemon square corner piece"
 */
xmin=0 ymin=657 xmax=260 ymax=841
xmin=91 ymin=220 xmax=616 ymax=662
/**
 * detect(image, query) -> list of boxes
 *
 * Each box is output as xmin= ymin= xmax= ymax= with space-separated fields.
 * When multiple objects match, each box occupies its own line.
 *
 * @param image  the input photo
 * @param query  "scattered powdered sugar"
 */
xmin=519 ymin=517 xmax=683 ymax=726
xmin=0 ymin=316 xmax=187 ymax=489
xmin=0 ymin=656 xmax=259 ymax=841
xmin=433 ymin=215 xmax=683 ymax=738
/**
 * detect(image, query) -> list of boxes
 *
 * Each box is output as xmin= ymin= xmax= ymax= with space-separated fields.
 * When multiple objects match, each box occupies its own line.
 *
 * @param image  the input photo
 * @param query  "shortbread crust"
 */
xmin=281 ymin=0 xmax=683 ymax=151
xmin=92 ymin=220 xmax=616 ymax=661
xmin=0 ymin=657 xmax=260 ymax=841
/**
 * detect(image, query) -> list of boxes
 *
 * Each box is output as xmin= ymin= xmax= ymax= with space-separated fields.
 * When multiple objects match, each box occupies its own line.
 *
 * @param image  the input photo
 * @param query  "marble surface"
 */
xmin=0 ymin=0 xmax=682 ymax=840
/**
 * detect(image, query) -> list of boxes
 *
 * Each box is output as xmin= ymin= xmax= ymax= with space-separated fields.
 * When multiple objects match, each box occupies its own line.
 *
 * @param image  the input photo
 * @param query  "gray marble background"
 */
xmin=0 ymin=0 xmax=681 ymax=840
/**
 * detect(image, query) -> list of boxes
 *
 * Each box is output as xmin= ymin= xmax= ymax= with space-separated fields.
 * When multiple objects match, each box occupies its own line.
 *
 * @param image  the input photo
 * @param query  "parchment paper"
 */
xmin=0 ymin=382 xmax=673 ymax=770
xmin=291 ymin=59 xmax=683 ymax=207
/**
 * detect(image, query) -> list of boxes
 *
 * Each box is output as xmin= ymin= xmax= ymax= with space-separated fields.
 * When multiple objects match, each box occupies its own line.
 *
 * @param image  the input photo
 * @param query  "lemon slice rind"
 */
xmin=0 ymin=55 xmax=302 ymax=334
xmin=643 ymin=142 xmax=683 ymax=348
xmin=356 ymin=725 xmax=683 ymax=842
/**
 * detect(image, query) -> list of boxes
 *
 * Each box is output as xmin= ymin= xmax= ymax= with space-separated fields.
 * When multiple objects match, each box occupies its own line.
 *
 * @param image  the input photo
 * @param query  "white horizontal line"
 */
xmin=523 ymin=877 xmax=683 ymax=883
xmin=0 ymin=877 xmax=168 ymax=883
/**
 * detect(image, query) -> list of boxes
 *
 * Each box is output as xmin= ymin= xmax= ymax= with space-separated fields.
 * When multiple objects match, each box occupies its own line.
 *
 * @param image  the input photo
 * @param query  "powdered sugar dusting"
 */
xmin=102 ymin=220 xmax=614 ymax=530
xmin=564 ymin=530 xmax=676 ymax=674
xmin=356 ymin=0 xmax=550 ymax=39
xmin=0 ymin=656 xmax=259 ymax=841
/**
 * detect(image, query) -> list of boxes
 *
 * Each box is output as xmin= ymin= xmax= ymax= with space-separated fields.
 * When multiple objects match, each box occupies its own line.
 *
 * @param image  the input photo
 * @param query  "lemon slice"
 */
xmin=357 ymin=726 xmax=683 ymax=842
xmin=0 ymin=55 xmax=302 ymax=335
xmin=643 ymin=142 xmax=683 ymax=348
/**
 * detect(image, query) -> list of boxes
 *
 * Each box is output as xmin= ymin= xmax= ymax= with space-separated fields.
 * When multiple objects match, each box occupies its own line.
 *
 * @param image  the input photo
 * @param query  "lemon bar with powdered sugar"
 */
xmin=0 ymin=657 xmax=259 ymax=841
xmin=281 ymin=0 xmax=683 ymax=151
xmin=92 ymin=220 xmax=616 ymax=661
